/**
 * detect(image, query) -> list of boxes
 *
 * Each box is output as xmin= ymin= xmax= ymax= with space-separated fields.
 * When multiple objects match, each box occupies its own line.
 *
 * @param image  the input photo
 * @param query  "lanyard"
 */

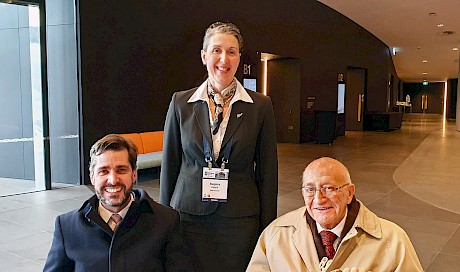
xmin=203 ymin=136 xmax=233 ymax=170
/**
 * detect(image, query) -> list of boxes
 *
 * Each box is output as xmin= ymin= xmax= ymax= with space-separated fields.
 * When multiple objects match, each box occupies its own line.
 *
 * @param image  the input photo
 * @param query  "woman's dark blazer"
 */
xmin=160 ymin=87 xmax=278 ymax=229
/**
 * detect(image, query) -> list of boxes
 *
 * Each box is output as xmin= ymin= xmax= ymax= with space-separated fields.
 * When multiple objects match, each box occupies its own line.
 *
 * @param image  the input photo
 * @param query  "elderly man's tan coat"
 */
xmin=247 ymin=201 xmax=423 ymax=272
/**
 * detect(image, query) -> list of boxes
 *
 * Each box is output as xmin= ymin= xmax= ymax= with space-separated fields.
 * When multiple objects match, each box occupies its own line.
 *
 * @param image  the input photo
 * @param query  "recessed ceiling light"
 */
xmin=422 ymin=72 xmax=427 ymax=75
xmin=423 ymin=79 xmax=427 ymax=82
xmin=429 ymin=12 xmax=437 ymax=16
xmin=437 ymin=23 xmax=444 ymax=27
xmin=453 ymin=48 xmax=459 ymax=51
xmin=422 ymin=60 xmax=428 ymax=63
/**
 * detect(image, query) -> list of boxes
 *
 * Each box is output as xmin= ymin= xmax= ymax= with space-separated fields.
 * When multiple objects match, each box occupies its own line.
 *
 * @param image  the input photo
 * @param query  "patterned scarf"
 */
xmin=207 ymin=79 xmax=237 ymax=134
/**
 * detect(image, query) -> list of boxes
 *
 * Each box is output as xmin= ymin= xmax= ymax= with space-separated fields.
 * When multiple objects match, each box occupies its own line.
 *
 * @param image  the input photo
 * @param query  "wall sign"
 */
xmin=243 ymin=64 xmax=251 ymax=75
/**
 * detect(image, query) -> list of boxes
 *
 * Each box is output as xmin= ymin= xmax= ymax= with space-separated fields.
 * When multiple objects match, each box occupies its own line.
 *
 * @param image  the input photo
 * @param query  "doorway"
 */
xmin=265 ymin=57 xmax=301 ymax=143
xmin=345 ymin=67 xmax=367 ymax=131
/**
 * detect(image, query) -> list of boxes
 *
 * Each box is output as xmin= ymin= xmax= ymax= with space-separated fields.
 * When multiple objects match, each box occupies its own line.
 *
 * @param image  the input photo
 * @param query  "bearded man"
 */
xmin=44 ymin=134 xmax=192 ymax=272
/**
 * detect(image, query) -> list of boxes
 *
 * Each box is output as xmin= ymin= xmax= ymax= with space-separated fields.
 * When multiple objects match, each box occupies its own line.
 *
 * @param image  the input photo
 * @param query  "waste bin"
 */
xmin=315 ymin=111 xmax=337 ymax=144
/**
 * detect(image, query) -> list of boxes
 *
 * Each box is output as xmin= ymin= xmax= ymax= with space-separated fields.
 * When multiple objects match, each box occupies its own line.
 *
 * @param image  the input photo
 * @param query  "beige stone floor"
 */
xmin=0 ymin=113 xmax=459 ymax=271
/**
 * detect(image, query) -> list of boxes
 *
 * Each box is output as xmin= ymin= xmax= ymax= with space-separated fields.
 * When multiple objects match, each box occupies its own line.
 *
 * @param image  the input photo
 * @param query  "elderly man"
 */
xmin=43 ymin=134 xmax=192 ymax=272
xmin=247 ymin=157 xmax=422 ymax=272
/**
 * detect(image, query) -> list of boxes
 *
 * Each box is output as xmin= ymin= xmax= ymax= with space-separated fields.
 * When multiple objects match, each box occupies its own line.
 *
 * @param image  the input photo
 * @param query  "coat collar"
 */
xmin=346 ymin=200 xmax=382 ymax=240
xmin=292 ymin=208 xmax=320 ymax=272
xmin=274 ymin=207 xmax=320 ymax=271
xmin=79 ymin=189 xmax=155 ymax=234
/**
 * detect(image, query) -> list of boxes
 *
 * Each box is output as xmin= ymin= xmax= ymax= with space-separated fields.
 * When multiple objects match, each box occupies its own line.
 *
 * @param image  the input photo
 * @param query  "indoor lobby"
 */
xmin=1 ymin=1 xmax=459 ymax=271
xmin=0 ymin=113 xmax=459 ymax=271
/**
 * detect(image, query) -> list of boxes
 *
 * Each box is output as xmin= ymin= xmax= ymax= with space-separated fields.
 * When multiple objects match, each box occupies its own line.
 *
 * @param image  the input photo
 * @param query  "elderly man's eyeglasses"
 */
xmin=301 ymin=183 xmax=350 ymax=198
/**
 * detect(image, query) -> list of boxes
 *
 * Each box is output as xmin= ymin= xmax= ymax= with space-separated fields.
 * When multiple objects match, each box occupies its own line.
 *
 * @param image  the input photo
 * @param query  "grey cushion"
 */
xmin=137 ymin=152 xmax=163 ymax=169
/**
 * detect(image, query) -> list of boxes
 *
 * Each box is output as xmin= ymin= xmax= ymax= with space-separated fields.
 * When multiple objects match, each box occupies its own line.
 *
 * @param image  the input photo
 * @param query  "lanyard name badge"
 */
xmin=202 ymin=136 xmax=232 ymax=202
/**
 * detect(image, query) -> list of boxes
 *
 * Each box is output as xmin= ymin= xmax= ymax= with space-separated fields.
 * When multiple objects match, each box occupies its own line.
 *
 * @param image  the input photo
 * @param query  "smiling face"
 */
xmin=302 ymin=158 xmax=355 ymax=229
xmin=201 ymin=33 xmax=240 ymax=92
xmin=90 ymin=149 xmax=136 ymax=213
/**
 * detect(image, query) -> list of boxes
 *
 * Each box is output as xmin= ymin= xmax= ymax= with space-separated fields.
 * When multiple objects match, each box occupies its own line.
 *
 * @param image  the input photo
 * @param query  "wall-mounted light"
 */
xmin=262 ymin=60 xmax=268 ymax=96
xmin=422 ymin=72 xmax=427 ymax=75
xmin=437 ymin=23 xmax=444 ymax=27
xmin=422 ymin=60 xmax=428 ymax=63
xmin=392 ymin=47 xmax=397 ymax=56
xmin=453 ymin=48 xmax=459 ymax=51
xmin=443 ymin=81 xmax=447 ymax=134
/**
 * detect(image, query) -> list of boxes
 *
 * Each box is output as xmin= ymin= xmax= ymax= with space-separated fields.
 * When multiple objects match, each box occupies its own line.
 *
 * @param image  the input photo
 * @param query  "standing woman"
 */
xmin=160 ymin=22 xmax=278 ymax=272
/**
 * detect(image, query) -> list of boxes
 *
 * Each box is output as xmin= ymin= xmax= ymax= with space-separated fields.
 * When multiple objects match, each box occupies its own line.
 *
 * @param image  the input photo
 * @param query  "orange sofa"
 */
xmin=121 ymin=131 xmax=163 ymax=170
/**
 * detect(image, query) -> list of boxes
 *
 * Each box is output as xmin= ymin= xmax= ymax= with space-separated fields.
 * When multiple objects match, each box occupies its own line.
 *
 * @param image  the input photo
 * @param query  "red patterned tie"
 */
xmin=109 ymin=213 xmax=122 ymax=231
xmin=320 ymin=230 xmax=337 ymax=259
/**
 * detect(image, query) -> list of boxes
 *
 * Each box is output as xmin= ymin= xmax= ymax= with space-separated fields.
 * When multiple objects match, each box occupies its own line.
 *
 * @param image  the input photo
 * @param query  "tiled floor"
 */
xmin=0 ymin=113 xmax=459 ymax=271
xmin=0 ymin=177 xmax=44 ymax=197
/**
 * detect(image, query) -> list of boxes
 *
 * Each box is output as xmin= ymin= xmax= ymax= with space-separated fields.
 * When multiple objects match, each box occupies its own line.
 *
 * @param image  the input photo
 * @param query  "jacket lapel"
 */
xmin=118 ymin=201 xmax=141 ymax=234
xmin=193 ymin=100 xmax=249 ymax=163
xmin=82 ymin=201 xmax=113 ymax=235
xmin=221 ymin=101 xmax=248 ymax=149
xmin=292 ymin=210 xmax=320 ymax=272
xmin=193 ymin=101 xmax=219 ymax=166
xmin=193 ymin=101 xmax=213 ymax=149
